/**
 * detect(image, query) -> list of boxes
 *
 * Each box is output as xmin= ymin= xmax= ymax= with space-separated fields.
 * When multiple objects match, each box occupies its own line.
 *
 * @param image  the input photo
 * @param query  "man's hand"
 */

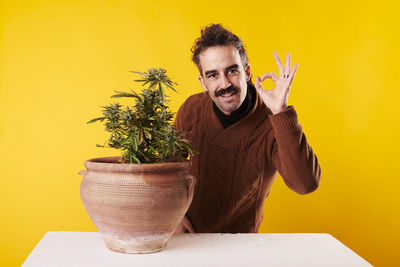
xmin=174 ymin=215 xmax=196 ymax=234
xmin=255 ymin=51 xmax=299 ymax=115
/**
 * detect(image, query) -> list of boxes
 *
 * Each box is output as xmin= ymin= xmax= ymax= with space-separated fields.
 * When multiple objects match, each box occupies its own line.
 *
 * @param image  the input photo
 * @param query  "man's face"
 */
xmin=198 ymin=45 xmax=251 ymax=115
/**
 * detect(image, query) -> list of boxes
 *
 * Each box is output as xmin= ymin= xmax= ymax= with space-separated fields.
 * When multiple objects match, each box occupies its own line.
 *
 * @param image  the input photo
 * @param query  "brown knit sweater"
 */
xmin=174 ymin=90 xmax=321 ymax=233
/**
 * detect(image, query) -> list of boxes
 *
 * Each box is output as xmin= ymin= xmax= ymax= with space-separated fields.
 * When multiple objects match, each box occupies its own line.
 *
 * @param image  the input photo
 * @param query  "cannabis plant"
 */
xmin=88 ymin=68 xmax=194 ymax=164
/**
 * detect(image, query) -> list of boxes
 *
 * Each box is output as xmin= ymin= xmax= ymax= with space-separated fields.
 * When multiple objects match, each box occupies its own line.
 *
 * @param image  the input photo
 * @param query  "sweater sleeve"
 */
xmin=267 ymin=105 xmax=321 ymax=195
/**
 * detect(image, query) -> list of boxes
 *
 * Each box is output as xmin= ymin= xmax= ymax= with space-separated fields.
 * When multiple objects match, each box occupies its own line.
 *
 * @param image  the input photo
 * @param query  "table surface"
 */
xmin=22 ymin=232 xmax=372 ymax=267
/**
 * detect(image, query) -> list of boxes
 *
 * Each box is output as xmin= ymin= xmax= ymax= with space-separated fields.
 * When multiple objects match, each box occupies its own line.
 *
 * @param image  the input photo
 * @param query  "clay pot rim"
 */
xmin=84 ymin=156 xmax=191 ymax=173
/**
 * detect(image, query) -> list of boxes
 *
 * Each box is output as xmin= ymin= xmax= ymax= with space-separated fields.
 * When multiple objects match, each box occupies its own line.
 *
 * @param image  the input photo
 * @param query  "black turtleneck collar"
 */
xmin=212 ymin=81 xmax=256 ymax=129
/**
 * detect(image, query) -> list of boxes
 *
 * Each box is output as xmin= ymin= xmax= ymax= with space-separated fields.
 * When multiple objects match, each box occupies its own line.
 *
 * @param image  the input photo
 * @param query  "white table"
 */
xmin=22 ymin=232 xmax=372 ymax=267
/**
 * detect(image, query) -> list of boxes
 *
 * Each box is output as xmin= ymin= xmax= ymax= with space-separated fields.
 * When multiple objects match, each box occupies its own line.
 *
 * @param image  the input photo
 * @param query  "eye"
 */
xmin=208 ymin=73 xmax=217 ymax=79
xmin=229 ymin=69 xmax=238 ymax=74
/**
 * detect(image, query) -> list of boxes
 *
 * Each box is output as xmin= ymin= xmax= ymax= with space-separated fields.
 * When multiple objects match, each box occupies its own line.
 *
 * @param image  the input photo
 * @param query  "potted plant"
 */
xmin=79 ymin=68 xmax=196 ymax=254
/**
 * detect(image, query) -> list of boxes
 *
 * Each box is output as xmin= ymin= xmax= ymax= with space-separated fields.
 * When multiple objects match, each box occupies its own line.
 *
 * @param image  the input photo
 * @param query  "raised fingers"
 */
xmin=285 ymin=53 xmax=291 ymax=77
xmin=273 ymin=51 xmax=284 ymax=77
xmin=288 ymin=63 xmax=299 ymax=84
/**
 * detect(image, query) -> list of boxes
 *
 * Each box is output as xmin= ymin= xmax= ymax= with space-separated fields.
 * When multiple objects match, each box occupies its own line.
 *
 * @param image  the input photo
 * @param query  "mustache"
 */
xmin=214 ymin=86 xmax=239 ymax=97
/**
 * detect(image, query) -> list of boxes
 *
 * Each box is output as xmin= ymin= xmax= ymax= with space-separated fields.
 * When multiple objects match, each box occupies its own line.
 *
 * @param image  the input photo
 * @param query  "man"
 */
xmin=174 ymin=24 xmax=321 ymax=233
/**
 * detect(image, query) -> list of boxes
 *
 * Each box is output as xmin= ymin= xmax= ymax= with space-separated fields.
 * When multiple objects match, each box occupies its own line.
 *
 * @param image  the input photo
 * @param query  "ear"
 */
xmin=198 ymin=75 xmax=208 ymax=92
xmin=245 ymin=64 xmax=251 ymax=82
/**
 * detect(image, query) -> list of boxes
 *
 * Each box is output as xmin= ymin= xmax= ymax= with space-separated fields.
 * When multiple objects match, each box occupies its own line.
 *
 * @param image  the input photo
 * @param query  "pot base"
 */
xmin=102 ymin=233 xmax=171 ymax=254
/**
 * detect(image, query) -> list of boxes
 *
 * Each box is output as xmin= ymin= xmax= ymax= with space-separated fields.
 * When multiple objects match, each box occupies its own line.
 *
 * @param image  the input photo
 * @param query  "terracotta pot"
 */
xmin=79 ymin=156 xmax=195 ymax=254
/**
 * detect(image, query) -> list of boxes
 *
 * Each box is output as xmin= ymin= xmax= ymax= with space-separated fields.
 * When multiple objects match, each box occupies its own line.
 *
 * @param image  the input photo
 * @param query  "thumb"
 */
xmin=255 ymin=76 xmax=261 ymax=89
xmin=255 ymin=76 xmax=265 ymax=94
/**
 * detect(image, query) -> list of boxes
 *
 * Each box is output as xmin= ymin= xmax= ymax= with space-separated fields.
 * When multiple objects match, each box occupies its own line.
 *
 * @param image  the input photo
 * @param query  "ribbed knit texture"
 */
xmin=269 ymin=106 xmax=302 ymax=135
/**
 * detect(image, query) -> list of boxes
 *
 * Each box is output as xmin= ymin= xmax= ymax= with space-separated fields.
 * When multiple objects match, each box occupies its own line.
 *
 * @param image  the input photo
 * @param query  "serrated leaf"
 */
xmin=88 ymin=67 xmax=197 ymax=164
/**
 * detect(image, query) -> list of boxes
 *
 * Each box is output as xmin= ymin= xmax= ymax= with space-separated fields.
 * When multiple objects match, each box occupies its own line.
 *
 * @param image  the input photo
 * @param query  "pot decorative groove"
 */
xmin=79 ymin=156 xmax=195 ymax=254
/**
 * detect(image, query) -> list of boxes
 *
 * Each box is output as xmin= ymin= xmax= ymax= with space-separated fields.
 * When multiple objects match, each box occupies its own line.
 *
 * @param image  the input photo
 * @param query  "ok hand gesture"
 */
xmin=255 ymin=51 xmax=299 ymax=115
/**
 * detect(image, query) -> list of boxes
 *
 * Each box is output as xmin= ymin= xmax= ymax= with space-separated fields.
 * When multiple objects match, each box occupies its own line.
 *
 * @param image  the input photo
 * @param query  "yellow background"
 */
xmin=1 ymin=0 xmax=399 ymax=266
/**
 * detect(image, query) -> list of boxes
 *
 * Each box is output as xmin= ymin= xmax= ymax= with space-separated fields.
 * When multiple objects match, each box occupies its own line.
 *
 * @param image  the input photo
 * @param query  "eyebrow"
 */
xmin=204 ymin=64 xmax=239 ymax=77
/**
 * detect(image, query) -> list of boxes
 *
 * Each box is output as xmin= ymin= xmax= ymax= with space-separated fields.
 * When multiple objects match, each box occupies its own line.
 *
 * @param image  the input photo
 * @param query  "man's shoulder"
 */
xmin=179 ymin=92 xmax=209 ymax=113
xmin=183 ymin=92 xmax=209 ymax=105
xmin=174 ymin=92 xmax=209 ymax=130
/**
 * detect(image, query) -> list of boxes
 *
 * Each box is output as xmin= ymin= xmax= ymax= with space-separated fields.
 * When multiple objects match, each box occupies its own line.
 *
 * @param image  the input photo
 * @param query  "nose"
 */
xmin=219 ymin=73 xmax=231 ymax=89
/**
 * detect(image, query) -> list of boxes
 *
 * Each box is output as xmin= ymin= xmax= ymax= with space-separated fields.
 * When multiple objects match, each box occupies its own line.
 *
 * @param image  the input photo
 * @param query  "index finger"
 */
xmin=273 ymin=51 xmax=284 ymax=77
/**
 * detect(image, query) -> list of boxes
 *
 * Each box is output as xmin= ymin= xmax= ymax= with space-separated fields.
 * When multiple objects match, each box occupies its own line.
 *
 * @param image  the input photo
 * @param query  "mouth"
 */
xmin=215 ymin=86 xmax=239 ymax=99
xmin=219 ymin=91 xmax=237 ymax=98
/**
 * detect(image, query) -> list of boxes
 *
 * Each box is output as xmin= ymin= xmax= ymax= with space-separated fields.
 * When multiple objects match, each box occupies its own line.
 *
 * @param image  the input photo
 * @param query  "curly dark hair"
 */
xmin=191 ymin=24 xmax=249 ymax=76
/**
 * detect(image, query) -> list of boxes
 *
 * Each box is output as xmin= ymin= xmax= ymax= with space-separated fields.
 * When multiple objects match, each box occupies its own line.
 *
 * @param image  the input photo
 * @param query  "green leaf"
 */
xmin=111 ymin=90 xmax=137 ymax=98
xmin=159 ymin=83 xmax=165 ymax=100
xmin=141 ymin=81 xmax=150 ymax=87
xmin=149 ymin=80 xmax=157 ymax=89
xmin=87 ymin=117 xmax=104 ymax=124
xmin=182 ymin=142 xmax=194 ymax=155
xmin=165 ymin=79 xmax=178 ymax=85
xmin=138 ymin=129 xmax=143 ymax=145
xmin=133 ymin=156 xmax=140 ymax=164
xmin=133 ymin=136 xmax=138 ymax=151
xmin=88 ymin=67 xmax=197 ymax=164
xmin=129 ymin=70 xmax=146 ymax=75
xmin=162 ymin=81 xmax=177 ymax=93
xmin=130 ymin=155 xmax=140 ymax=164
